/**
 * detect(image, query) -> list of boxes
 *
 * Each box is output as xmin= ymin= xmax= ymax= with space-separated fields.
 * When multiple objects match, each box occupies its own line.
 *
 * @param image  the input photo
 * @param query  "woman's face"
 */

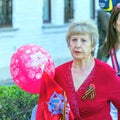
xmin=115 ymin=13 xmax=120 ymax=34
xmin=69 ymin=34 xmax=94 ymax=60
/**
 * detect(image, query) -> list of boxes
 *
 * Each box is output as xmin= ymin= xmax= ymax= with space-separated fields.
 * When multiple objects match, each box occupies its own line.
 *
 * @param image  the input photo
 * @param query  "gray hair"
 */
xmin=66 ymin=19 xmax=99 ymax=49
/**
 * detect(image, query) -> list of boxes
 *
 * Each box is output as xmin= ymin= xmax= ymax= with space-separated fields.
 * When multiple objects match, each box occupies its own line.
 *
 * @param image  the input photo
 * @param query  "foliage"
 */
xmin=0 ymin=85 xmax=38 ymax=120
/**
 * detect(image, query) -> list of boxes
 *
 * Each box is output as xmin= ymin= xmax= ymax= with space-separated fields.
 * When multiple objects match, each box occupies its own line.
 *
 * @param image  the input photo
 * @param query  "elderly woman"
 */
xmin=54 ymin=19 xmax=120 ymax=119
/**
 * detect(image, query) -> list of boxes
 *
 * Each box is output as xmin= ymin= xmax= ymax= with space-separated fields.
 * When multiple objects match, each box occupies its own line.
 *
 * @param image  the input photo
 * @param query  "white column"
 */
xmin=51 ymin=0 xmax=64 ymax=25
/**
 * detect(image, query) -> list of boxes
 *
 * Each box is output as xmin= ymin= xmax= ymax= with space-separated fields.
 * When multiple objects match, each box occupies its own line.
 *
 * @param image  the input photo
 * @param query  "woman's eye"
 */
xmin=82 ymin=39 xmax=86 ymax=42
xmin=72 ymin=38 xmax=77 ymax=41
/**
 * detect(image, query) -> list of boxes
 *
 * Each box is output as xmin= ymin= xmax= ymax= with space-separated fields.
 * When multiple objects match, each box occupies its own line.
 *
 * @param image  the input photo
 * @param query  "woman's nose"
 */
xmin=76 ymin=40 xmax=81 ymax=47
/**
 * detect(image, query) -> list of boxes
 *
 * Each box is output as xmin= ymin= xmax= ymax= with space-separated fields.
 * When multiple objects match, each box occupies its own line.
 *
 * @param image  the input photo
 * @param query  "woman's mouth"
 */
xmin=75 ymin=50 xmax=81 ymax=53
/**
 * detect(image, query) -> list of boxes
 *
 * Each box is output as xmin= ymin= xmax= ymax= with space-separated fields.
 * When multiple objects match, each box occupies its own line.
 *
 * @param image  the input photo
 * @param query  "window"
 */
xmin=64 ymin=0 xmax=74 ymax=23
xmin=90 ymin=0 xmax=95 ymax=20
xmin=43 ymin=0 xmax=74 ymax=24
xmin=43 ymin=0 xmax=51 ymax=23
xmin=0 ymin=0 xmax=12 ymax=28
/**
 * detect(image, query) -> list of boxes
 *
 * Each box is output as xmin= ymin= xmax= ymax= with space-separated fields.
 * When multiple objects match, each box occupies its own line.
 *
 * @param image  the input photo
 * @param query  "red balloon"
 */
xmin=10 ymin=44 xmax=55 ymax=94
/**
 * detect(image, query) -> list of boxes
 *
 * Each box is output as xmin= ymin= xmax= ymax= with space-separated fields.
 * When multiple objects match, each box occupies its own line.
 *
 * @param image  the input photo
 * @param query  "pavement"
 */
xmin=0 ymin=26 xmax=72 ymax=86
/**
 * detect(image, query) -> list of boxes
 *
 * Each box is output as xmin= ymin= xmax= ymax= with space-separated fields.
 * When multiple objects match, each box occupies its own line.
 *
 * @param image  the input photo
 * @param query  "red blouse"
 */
xmin=55 ymin=58 xmax=120 ymax=120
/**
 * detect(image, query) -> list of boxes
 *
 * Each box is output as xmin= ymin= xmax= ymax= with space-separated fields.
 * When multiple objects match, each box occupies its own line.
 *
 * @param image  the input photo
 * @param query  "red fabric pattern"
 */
xmin=36 ymin=71 xmax=63 ymax=120
xmin=36 ymin=71 xmax=74 ymax=120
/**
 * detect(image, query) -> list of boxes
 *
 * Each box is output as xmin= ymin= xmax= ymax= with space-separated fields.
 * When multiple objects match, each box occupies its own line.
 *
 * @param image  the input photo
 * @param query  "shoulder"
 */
xmin=97 ymin=45 xmax=103 ymax=59
xmin=95 ymin=58 xmax=112 ymax=69
xmin=97 ymin=10 xmax=110 ymax=18
xmin=55 ymin=61 xmax=72 ymax=87
xmin=95 ymin=58 xmax=115 ymax=74
xmin=55 ymin=60 xmax=72 ymax=72
xmin=97 ymin=45 xmax=109 ymax=62
xmin=94 ymin=58 xmax=118 ymax=84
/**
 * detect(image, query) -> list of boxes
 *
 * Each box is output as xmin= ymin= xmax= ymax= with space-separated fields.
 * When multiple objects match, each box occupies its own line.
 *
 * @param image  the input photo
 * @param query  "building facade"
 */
xmin=0 ymin=0 xmax=100 ymax=81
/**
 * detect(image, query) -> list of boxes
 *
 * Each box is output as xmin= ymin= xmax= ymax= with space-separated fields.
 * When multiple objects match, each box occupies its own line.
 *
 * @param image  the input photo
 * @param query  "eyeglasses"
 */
xmin=114 ymin=3 xmax=120 ymax=13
